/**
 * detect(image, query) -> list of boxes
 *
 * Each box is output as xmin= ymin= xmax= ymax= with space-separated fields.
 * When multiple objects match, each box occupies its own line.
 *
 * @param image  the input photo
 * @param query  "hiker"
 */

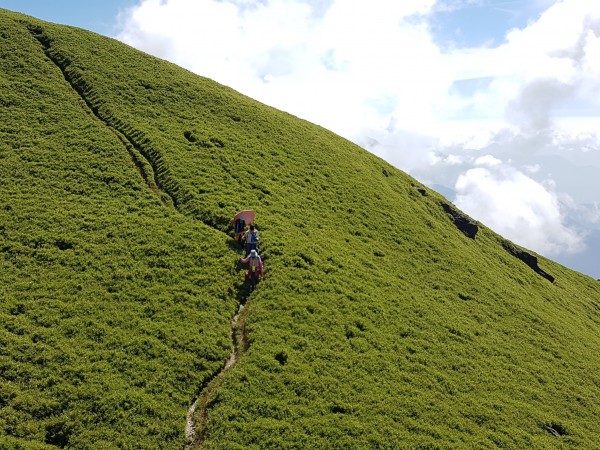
xmin=232 ymin=210 xmax=255 ymax=244
xmin=233 ymin=217 xmax=246 ymax=243
xmin=240 ymin=249 xmax=263 ymax=291
xmin=242 ymin=224 xmax=259 ymax=256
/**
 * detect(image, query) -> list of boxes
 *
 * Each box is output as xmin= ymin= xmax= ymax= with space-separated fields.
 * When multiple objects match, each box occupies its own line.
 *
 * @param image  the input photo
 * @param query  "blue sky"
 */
xmin=0 ymin=0 xmax=137 ymax=35
xmin=2 ymin=1 xmax=550 ymax=46
xmin=430 ymin=0 xmax=552 ymax=48
xmin=3 ymin=1 xmax=600 ymax=279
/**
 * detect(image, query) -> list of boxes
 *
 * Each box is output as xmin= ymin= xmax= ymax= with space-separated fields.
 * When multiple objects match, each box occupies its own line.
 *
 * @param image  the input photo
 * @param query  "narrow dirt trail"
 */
xmin=184 ymin=302 xmax=249 ymax=449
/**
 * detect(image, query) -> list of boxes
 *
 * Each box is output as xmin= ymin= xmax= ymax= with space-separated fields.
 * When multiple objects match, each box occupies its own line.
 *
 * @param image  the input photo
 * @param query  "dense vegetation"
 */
xmin=1 ymin=9 xmax=600 ymax=449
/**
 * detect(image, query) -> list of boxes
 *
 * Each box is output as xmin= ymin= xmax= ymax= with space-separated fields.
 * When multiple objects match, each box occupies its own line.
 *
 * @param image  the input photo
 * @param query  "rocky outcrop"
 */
xmin=441 ymin=203 xmax=478 ymax=239
xmin=502 ymin=241 xmax=555 ymax=283
xmin=542 ymin=423 xmax=567 ymax=437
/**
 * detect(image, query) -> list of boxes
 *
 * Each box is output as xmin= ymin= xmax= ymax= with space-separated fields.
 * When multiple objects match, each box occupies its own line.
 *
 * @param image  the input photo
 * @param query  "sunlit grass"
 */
xmin=1 ymin=8 xmax=600 ymax=449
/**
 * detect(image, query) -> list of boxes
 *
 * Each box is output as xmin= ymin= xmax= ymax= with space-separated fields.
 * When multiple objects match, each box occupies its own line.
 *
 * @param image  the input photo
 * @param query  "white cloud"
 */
xmin=116 ymin=0 xmax=600 ymax=135
xmin=454 ymin=163 xmax=584 ymax=255
xmin=474 ymin=155 xmax=502 ymax=167
xmin=117 ymin=0 xmax=445 ymax=137
xmin=523 ymin=163 xmax=541 ymax=174
xmin=115 ymin=0 xmax=600 ymax=276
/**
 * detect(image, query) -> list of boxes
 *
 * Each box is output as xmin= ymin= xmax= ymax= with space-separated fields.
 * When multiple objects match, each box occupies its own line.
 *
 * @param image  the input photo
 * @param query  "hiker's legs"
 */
xmin=245 ymin=243 xmax=257 ymax=256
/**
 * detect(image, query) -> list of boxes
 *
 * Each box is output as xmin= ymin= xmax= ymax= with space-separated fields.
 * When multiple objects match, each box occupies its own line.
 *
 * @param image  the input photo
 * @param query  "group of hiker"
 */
xmin=234 ymin=211 xmax=263 ymax=291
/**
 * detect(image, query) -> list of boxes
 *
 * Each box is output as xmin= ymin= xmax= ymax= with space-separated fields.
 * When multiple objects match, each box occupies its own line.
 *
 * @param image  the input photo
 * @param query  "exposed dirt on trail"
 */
xmin=184 ymin=303 xmax=249 ymax=449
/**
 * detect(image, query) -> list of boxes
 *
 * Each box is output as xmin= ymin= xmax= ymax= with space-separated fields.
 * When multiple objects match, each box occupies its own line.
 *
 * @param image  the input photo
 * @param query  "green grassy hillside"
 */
xmin=1 ymin=9 xmax=600 ymax=449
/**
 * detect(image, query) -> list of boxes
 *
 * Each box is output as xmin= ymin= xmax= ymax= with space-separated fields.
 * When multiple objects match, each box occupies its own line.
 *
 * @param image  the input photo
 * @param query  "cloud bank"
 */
xmin=116 ymin=0 xmax=600 ymax=276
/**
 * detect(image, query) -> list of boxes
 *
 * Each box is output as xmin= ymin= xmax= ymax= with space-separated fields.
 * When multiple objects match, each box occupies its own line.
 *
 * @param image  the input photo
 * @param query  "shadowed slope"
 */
xmin=1 ymin=9 xmax=600 ymax=449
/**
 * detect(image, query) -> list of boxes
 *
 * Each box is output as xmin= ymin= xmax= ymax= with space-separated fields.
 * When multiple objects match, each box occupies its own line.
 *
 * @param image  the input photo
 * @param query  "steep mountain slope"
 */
xmin=1 ymin=9 xmax=600 ymax=449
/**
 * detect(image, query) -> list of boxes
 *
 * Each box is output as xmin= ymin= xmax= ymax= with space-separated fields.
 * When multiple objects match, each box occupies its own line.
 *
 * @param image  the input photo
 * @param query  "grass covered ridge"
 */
xmin=1 ymin=9 xmax=600 ymax=449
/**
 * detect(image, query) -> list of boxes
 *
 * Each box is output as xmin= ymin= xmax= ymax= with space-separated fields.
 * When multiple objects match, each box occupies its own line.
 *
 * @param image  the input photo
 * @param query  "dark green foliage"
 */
xmin=1 ymin=8 xmax=600 ymax=449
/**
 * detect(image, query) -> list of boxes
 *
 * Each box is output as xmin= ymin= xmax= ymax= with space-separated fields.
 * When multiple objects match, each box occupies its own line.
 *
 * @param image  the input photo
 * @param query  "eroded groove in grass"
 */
xmin=27 ymin=25 xmax=171 ymax=207
xmin=27 ymin=25 xmax=228 ymax=231
xmin=185 ymin=302 xmax=250 ymax=449
xmin=116 ymin=132 xmax=166 ymax=204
